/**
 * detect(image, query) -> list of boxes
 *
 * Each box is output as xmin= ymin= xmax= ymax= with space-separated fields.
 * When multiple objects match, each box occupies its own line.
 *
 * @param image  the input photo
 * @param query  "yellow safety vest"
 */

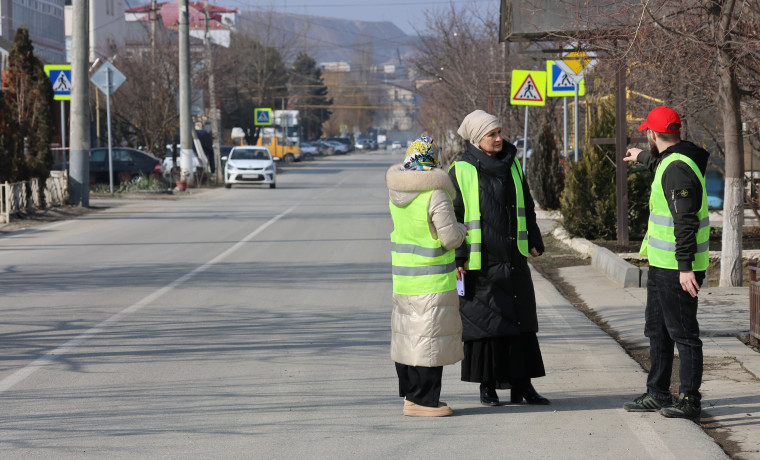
xmin=450 ymin=159 xmax=529 ymax=270
xmin=390 ymin=190 xmax=457 ymax=295
xmin=640 ymin=153 xmax=709 ymax=270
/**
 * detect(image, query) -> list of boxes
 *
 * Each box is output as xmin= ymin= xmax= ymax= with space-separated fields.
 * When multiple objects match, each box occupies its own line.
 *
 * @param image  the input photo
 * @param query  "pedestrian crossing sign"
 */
xmin=546 ymin=61 xmax=585 ymax=97
xmin=510 ymin=70 xmax=546 ymax=106
xmin=254 ymin=108 xmax=273 ymax=126
xmin=44 ymin=64 xmax=72 ymax=101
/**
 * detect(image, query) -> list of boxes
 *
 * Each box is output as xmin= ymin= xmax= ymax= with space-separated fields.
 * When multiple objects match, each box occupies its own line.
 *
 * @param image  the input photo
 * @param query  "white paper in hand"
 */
xmin=456 ymin=277 xmax=465 ymax=296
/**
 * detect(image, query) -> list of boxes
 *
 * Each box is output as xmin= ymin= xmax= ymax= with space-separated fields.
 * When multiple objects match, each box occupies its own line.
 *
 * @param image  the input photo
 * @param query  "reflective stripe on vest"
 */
xmin=389 ymin=190 xmax=456 ymax=295
xmin=450 ymin=159 xmax=529 ymax=271
xmin=639 ymin=153 xmax=709 ymax=270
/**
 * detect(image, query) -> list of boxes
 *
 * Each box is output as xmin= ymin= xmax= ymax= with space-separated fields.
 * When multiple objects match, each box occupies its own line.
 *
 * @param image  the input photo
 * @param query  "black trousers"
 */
xmin=645 ymin=267 xmax=705 ymax=402
xmin=395 ymin=363 xmax=443 ymax=407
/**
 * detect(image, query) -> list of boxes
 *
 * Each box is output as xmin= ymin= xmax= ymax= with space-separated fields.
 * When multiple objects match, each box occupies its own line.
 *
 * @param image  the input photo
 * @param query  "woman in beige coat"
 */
xmin=386 ymin=136 xmax=468 ymax=417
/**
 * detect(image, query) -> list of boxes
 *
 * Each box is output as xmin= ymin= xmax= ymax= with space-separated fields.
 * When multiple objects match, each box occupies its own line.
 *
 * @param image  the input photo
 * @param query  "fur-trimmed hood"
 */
xmin=386 ymin=164 xmax=456 ymax=207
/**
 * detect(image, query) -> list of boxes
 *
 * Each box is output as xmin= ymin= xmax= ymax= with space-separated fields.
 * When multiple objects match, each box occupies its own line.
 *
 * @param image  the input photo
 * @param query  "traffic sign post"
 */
xmin=45 ymin=65 xmax=72 ymax=101
xmin=254 ymin=108 xmax=273 ymax=126
xmin=510 ymin=71 xmax=546 ymax=172
xmin=510 ymin=70 xmax=546 ymax=107
xmin=547 ymin=61 xmax=586 ymax=159
xmin=555 ymin=48 xmax=597 ymax=161
xmin=546 ymin=61 xmax=585 ymax=97
xmin=90 ymin=62 xmax=127 ymax=195
xmin=45 ymin=65 xmax=73 ymax=172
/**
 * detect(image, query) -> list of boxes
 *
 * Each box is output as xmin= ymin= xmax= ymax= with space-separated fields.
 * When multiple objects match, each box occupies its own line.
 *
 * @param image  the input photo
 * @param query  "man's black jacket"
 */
xmin=638 ymin=141 xmax=710 ymax=271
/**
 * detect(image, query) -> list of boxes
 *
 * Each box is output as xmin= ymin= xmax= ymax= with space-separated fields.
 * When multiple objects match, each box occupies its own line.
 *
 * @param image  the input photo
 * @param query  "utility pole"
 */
xmin=70 ymin=0 xmax=90 ymax=206
xmin=204 ymin=0 xmax=222 ymax=182
xmin=615 ymin=66 xmax=629 ymax=243
xmin=178 ymin=0 xmax=193 ymax=189
xmin=151 ymin=0 xmax=157 ymax=58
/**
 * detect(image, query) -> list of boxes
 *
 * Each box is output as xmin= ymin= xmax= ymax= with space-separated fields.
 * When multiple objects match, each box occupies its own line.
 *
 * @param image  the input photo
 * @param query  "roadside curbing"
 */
xmin=592 ymin=246 xmax=642 ymax=288
xmin=552 ymin=226 xmax=646 ymax=288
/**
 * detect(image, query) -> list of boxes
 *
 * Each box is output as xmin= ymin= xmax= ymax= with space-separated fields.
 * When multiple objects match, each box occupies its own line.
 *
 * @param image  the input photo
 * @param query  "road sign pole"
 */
xmin=523 ymin=106 xmax=529 ymax=173
xmin=60 ymin=101 xmax=67 ymax=172
xmin=106 ymin=67 xmax=114 ymax=195
xmin=574 ymin=83 xmax=579 ymax=162
xmin=563 ymin=97 xmax=568 ymax=158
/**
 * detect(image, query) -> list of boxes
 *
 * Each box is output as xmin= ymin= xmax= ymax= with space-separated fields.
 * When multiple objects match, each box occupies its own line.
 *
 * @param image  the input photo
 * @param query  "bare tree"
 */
xmin=215 ymin=32 xmax=289 ymax=144
xmin=410 ymin=4 xmax=542 ymax=163
xmin=109 ymin=36 xmax=186 ymax=155
xmin=517 ymin=0 xmax=760 ymax=286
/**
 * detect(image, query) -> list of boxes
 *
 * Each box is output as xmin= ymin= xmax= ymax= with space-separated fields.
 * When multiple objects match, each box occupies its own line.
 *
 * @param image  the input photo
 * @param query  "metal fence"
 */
xmin=749 ymin=259 xmax=760 ymax=347
xmin=0 ymin=172 xmax=69 ymax=224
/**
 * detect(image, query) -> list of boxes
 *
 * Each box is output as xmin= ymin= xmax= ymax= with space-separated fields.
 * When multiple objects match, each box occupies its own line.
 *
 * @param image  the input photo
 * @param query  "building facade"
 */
xmin=64 ymin=0 xmax=128 ymax=63
xmin=0 ymin=0 xmax=65 ymax=64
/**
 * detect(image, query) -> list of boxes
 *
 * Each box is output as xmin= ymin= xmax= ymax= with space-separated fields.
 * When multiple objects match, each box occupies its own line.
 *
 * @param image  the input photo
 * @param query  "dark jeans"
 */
xmin=395 ymin=363 xmax=443 ymax=407
xmin=645 ymin=267 xmax=705 ymax=402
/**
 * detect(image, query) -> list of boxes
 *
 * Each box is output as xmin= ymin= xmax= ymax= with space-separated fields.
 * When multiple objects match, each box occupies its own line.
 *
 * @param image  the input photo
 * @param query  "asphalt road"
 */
xmin=0 ymin=151 xmax=728 ymax=459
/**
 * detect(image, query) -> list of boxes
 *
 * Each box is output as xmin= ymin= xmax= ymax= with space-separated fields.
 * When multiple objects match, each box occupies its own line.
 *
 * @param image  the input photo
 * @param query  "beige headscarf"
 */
xmin=457 ymin=110 xmax=501 ymax=147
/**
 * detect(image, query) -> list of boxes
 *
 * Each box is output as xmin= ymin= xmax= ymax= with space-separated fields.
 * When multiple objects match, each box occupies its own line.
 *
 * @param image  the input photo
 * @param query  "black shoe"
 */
xmin=660 ymin=393 xmax=701 ymax=420
xmin=480 ymin=383 xmax=500 ymax=406
xmin=511 ymin=382 xmax=551 ymax=405
xmin=623 ymin=393 xmax=672 ymax=412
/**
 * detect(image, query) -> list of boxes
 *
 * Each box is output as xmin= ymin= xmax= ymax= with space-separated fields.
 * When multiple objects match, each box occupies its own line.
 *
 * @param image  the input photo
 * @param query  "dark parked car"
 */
xmin=89 ymin=147 xmax=162 ymax=185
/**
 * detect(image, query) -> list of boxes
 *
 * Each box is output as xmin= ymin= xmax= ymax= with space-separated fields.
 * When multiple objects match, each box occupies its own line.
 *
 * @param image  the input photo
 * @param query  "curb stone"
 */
xmin=551 ymin=226 xmax=644 ymax=287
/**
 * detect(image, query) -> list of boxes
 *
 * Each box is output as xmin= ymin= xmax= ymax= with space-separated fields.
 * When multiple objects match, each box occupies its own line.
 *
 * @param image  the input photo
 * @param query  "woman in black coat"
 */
xmin=449 ymin=109 xmax=549 ymax=406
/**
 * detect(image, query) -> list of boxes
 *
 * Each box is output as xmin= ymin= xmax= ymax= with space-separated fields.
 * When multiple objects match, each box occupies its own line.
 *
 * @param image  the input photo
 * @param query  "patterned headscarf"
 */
xmin=402 ymin=135 xmax=439 ymax=171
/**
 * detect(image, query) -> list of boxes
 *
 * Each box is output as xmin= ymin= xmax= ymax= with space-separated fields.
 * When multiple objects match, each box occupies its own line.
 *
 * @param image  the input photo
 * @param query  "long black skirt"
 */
xmin=461 ymin=333 xmax=546 ymax=389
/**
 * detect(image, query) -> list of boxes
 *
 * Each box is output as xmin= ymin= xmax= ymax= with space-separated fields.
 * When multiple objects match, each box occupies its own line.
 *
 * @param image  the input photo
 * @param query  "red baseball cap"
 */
xmin=638 ymin=106 xmax=681 ymax=133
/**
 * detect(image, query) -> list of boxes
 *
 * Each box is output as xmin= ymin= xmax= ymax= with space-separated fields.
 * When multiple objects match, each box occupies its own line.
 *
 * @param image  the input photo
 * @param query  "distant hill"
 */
xmin=237 ymin=10 xmax=418 ymax=67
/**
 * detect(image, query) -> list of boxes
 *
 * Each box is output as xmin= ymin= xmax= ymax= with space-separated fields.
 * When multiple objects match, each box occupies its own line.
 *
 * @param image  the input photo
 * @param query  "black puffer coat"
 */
xmin=449 ymin=141 xmax=544 ymax=342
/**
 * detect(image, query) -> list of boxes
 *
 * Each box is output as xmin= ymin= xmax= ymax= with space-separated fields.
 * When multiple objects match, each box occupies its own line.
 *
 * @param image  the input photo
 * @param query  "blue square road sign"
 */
xmin=44 ymin=65 xmax=72 ymax=101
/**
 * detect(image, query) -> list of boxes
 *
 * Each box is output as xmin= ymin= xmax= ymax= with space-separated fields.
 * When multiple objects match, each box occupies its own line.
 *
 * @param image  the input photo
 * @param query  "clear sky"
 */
xmin=211 ymin=0 xmax=496 ymax=35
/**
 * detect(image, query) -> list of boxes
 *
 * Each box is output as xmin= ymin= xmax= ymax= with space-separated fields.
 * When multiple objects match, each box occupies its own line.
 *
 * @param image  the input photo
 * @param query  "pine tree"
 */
xmin=560 ymin=101 xmax=617 ymax=239
xmin=0 ymin=90 xmax=22 ymax=182
xmin=290 ymin=52 xmax=332 ymax=140
xmin=527 ymin=124 xmax=564 ymax=210
xmin=4 ymin=27 xmax=55 ymax=185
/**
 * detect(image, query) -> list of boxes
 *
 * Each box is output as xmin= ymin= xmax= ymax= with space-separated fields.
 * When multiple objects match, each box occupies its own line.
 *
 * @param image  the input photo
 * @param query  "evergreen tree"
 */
xmin=527 ymin=124 xmax=564 ymax=210
xmin=0 ymin=90 xmax=22 ymax=182
xmin=290 ymin=52 xmax=332 ymax=141
xmin=627 ymin=164 xmax=654 ymax=239
xmin=5 ymin=27 xmax=55 ymax=184
xmin=560 ymin=101 xmax=617 ymax=239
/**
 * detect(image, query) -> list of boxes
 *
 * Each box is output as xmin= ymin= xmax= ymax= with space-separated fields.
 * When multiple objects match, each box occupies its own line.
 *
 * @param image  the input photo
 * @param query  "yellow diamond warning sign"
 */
xmin=510 ymin=70 xmax=546 ymax=106
xmin=562 ymin=51 xmax=592 ymax=75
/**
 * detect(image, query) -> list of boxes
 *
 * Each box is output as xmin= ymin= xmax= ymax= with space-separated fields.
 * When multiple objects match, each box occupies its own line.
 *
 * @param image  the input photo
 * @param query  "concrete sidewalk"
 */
xmin=556 ymin=265 xmax=760 ymax=459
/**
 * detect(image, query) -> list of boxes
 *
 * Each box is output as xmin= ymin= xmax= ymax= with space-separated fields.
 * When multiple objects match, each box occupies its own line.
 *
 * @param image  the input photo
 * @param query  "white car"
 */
xmin=162 ymin=144 xmax=203 ymax=180
xmin=390 ymin=141 xmax=403 ymax=149
xmin=513 ymin=138 xmax=533 ymax=159
xmin=223 ymin=146 xmax=276 ymax=189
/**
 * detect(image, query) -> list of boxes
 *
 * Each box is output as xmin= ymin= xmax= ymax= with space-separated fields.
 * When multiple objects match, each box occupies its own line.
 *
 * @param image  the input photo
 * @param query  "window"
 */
xmin=91 ymin=150 xmax=106 ymax=162
xmin=113 ymin=150 xmax=131 ymax=162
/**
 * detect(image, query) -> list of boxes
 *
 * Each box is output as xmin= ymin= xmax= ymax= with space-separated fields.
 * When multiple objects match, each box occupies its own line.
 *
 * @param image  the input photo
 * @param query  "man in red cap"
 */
xmin=622 ymin=106 xmax=710 ymax=420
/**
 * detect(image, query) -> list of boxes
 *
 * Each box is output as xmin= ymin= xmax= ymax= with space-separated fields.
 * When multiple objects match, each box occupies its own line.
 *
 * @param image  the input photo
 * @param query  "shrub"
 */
xmin=527 ymin=124 xmax=564 ymax=210
xmin=560 ymin=101 xmax=617 ymax=239
xmin=628 ymin=164 xmax=654 ymax=239
xmin=560 ymin=100 xmax=654 ymax=240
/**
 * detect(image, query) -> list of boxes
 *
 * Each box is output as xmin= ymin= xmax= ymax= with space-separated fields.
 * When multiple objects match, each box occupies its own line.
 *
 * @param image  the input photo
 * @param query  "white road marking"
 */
xmin=0 ymin=175 xmax=353 ymax=393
